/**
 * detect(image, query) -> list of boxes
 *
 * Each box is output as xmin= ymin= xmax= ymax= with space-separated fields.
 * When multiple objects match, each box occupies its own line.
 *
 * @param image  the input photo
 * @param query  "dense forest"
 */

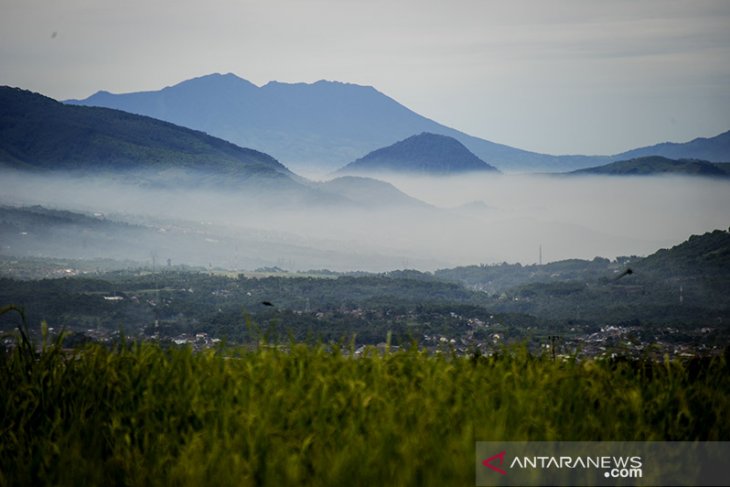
xmin=2 ymin=229 xmax=728 ymax=355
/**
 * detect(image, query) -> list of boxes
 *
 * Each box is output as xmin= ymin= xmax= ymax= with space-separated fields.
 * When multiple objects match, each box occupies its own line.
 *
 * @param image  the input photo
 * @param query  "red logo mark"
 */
xmin=482 ymin=450 xmax=507 ymax=475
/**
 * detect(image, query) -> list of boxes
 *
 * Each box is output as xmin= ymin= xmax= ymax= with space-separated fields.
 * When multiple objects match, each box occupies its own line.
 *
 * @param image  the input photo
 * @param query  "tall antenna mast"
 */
xmin=539 ymin=244 xmax=543 ymax=266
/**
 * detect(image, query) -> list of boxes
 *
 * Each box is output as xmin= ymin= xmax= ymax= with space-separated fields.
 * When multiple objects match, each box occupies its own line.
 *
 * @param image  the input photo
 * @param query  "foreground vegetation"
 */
xmin=1 ymin=317 xmax=728 ymax=486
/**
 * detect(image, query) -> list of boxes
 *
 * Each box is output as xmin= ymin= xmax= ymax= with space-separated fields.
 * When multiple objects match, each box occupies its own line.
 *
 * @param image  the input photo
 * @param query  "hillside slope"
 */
xmin=569 ymin=156 xmax=730 ymax=178
xmin=2 ymin=86 xmax=399 ymax=207
xmin=635 ymin=228 xmax=730 ymax=277
xmin=0 ymin=86 xmax=295 ymax=181
xmin=338 ymin=133 xmax=499 ymax=175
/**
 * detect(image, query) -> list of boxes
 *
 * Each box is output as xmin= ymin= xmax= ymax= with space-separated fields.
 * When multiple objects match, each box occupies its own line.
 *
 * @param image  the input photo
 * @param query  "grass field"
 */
xmin=1 ymin=316 xmax=729 ymax=486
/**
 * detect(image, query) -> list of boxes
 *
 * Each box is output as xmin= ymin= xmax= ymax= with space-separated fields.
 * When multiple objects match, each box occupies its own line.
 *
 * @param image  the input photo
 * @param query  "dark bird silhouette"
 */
xmin=614 ymin=268 xmax=634 ymax=281
xmin=261 ymin=301 xmax=274 ymax=307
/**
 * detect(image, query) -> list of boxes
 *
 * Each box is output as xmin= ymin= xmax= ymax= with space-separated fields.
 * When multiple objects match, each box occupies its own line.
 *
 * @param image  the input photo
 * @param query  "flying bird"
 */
xmin=614 ymin=268 xmax=633 ymax=281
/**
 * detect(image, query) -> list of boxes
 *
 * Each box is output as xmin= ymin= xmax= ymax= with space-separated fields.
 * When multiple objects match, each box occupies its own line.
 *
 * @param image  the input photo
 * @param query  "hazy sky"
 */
xmin=2 ymin=0 xmax=729 ymax=155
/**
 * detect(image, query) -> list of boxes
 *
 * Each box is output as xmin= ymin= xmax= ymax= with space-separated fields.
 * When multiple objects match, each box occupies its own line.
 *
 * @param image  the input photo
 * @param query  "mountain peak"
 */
xmin=168 ymin=72 xmax=258 ymax=91
xmin=260 ymin=79 xmax=376 ymax=92
xmin=338 ymin=132 xmax=499 ymax=175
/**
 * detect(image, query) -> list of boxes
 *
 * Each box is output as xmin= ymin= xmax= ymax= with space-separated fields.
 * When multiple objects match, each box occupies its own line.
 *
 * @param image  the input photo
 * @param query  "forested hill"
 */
xmin=635 ymin=229 xmax=730 ymax=276
xmin=569 ymin=156 xmax=730 ymax=178
xmin=338 ymin=132 xmax=499 ymax=175
xmin=433 ymin=229 xmax=730 ymax=292
xmin=0 ymin=86 xmax=292 ymax=180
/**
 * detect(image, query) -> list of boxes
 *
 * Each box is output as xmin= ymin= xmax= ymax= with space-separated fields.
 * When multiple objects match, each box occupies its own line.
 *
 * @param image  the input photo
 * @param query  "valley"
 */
xmin=3 ymin=3 xmax=730 ymax=484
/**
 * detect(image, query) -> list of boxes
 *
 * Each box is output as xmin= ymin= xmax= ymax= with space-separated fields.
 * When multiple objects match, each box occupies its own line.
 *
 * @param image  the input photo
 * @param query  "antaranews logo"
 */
xmin=477 ymin=441 xmax=730 ymax=487
xmin=482 ymin=451 xmax=507 ymax=476
xmin=507 ymin=454 xmax=642 ymax=479
xmin=480 ymin=449 xmax=642 ymax=480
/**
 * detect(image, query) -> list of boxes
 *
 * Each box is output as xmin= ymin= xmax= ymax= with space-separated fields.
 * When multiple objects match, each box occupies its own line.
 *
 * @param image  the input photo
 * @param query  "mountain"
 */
xmin=64 ymin=73 xmax=730 ymax=173
xmin=0 ymin=86 xmax=295 ymax=181
xmin=1 ymin=86 xmax=441 ymax=212
xmin=614 ymin=131 xmax=730 ymax=163
xmin=568 ymin=156 xmax=730 ymax=178
xmin=65 ymin=73 xmax=604 ymax=173
xmin=337 ymin=133 xmax=499 ymax=175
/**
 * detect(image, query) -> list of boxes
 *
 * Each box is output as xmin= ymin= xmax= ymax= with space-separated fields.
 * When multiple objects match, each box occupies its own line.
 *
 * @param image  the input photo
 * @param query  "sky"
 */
xmin=1 ymin=0 xmax=729 ymax=155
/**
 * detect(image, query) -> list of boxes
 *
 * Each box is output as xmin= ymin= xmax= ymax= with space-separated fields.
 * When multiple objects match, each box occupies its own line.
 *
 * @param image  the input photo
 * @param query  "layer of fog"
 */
xmin=370 ymin=171 xmax=730 ymax=260
xmin=1 ymin=170 xmax=728 ymax=272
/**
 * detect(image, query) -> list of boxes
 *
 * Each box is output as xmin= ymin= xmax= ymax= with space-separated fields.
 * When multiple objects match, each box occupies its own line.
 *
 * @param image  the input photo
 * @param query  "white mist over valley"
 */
xmin=2 ymin=170 xmax=727 ymax=272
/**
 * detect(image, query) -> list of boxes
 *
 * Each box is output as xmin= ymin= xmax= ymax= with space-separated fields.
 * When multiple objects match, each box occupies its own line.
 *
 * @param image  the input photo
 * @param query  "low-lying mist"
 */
xmin=373 ymin=171 xmax=730 ymax=257
xmin=1 ymin=169 xmax=728 ymax=272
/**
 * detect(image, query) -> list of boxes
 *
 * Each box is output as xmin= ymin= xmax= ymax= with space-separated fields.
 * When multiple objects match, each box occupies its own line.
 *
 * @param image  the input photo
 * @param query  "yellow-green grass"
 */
xmin=1 ymin=331 xmax=728 ymax=486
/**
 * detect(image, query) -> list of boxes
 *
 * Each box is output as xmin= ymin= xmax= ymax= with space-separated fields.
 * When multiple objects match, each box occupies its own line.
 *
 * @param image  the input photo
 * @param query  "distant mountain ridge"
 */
xmin=338 ymin=133 xmax=499 ymax=175
xmin=569 ymin=156 xmax=730 ymax=178
xmin=0 ymin=86 xmax=432 ymax=209
xmin=66 ymin=73 xmax=730 ymax=173
xmin=614 ymin=131 xmax=730 ymax=162
xmin=59 ymin=73 xmax=588 ymax=172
